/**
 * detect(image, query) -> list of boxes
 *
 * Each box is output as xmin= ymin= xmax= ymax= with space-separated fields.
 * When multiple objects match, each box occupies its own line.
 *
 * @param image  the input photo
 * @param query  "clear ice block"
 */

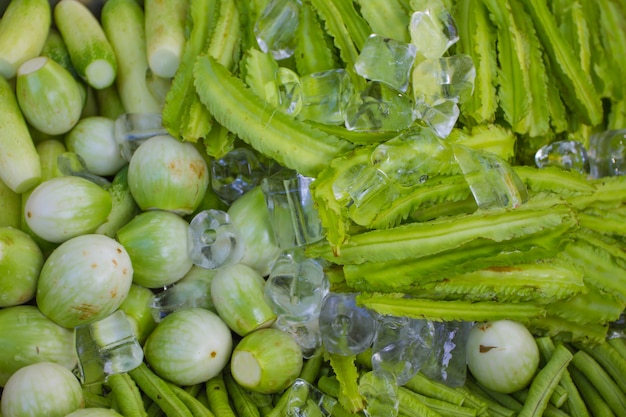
xmin=587 ymin=129 xmax=626 ymax=178
xmin=57 ymin=152 xmax=111 ymax=188
xmin=344 ymin=81 xmax=416 ymax=132
xmin=255 ymin=0 xmax=301 ymax=60
xmin=453 ymin=144 xmax=529 ymax=210
xmin=264 ymin=249 xmax=329 ymax=321
xmin=276 ymin=67 xmax=303 ymax=116
xmin=187 ymin=209 xmax=246 ymax=269
xmin=359 ymin=370 xmax=400 ymax=417
xmin=420 ymin=320 xmax=472 ymax=388
xmin=371 ymin=315 xmax=435 ymax=386
xmin=415 ymin=98 xmax=460 ymax=138
xmin=412 ymin=55 xmax=476 ymax=105
xmin=150 ymin=266 xmax=217 ymax=322
xmin=261 ymin=170 xmax=324 ymax=249
xmin=409 ymin=2 xmax=459 ymax=59
xmin=287 ymin=378 xmax=337 ymax=417
xmin=534 ymin=140 xmax=589 ymax=174
xmin=74 ymin=310 xmax=143 ymax=386
xmin=354 ymin=34 xmax=418 ymax=93
xmin=318 ymin=292 xmax=377 ymax=356
xmin=114 ymin=113 xmax=168 ymax=162
xmin=274 ymin=316 xmax=322 ymax=359
xmin=210 ymin=147 xmax=268 ymax=204
xmin=299 ymin=69 xmax=353 ymax=125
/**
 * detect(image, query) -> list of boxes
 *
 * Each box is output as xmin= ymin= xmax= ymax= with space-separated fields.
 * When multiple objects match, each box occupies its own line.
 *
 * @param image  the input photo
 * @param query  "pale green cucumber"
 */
xmin=101 ymin=0 xmax=161 ymax=114
xmin=41 ymin=28 xmax=78 ymax=79
xmin=15 ymin=56 xmax=83 ymax=136
xmin=0 ymin=76 xmax=41 ymax=193
xmin=54 ymin=0 xmax=118 ymax=89
xmin=145 ymin=0 xmax=188 ymax=78
xmin=0 ymin=0 xmax=51 ymax=79
xmin=0 ymin=178 xmax=21 ymax=228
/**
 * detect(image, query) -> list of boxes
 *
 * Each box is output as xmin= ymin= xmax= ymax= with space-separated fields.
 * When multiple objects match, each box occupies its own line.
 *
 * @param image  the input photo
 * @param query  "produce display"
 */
xmin=1 ymin=0 xmax=626 ymax=416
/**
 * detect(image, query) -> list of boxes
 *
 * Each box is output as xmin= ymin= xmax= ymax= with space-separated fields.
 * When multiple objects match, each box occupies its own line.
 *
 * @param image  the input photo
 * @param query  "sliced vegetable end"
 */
xmin=86 ymin=60 xmax=117 ymax=90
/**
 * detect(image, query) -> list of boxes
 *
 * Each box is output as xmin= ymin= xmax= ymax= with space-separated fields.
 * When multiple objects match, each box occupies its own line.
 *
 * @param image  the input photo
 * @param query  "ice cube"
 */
xmin=261 ymin=170 xmax=324 ymax=249
xmin=354 ymin=34 xmax=418 ymax=93
xmin=74 ymin=310 xmax=143 ymax=386
xmin=344 ymin=81 xmax=416 ymax=132
xmin=255 ymin=0 xmax=301 ymax=60
xmin=409 ymin=1 xmax=459 ymax=59
xmin=587 ymin=129 xmax=626 ymax=178
xmin=57 ymin=152 xmax=111 ymax=188
xmin=210 ymin=147 xmax=268 ymax=204
xmin=114 ymin=113 xmax=167 ymax=161
xmin=274 ymin=316 xmax=322 ymax=359
xmin=371 ymin=315 xmax=435 ymax=385
xmin=276 ymin=67 xmax=303 ymax=116
xmin=420 ymin=320 xmax=472 ymax=387
xmin=187 ymin=209 xmax=246 ymax=269
xmin=287 ymin=378 xmax=337 ymax=417
xmin=535 ymin=140 xmax=589 ymax=174
xmin=264 ymin=249 xmax=329 ymax=321
xmin=318 ymin=292 xmax=377 ymax=355
xmin=299 ymin=69 xmax=353 ymax=125
xmin=453 ymin=144 xmax=529 ymax=210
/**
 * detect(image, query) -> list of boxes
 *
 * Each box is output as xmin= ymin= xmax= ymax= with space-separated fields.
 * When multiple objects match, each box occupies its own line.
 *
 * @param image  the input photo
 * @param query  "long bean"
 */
xmin=568 ymin=367 xmax=615 ymax=417
xmin=205 ymin=374 xmax=237 ymax=417
xmin=224 ymin=372 xmax=261 ymax=417
xmin=168 ymin=382 xmax=216 ymax=417
xmin=128 ymin=363 xmax=193 ymax=417
xmin=107 ymin=373 xmax=148 ymax=417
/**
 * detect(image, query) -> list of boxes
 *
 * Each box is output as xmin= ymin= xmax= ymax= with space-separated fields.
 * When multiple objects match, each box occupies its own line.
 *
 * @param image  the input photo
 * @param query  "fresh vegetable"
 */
xmin=15 ymin=56 xmax=84 ymax=135
xmin=0 ymin=305 xmax=76 ymax=387
xmin=116 ymin=209 xmax=193 ymax=288
xmin=0 ymin=227 xmax=43 ymax=307
xmin=230 ymin=328 xmax=303 ymax=394
xmin=127 ymin=134 xmax=209 ymax=214
xmin=24 ymin=176 xmax=112 ymax=243
xmin=1 ymin=362 xmax=84 ymax=417
xmin=36 ymin=234 xmax=133 ymax=328
xmin=53 ymin=0 xmax=118 ymax=89
xmin=101 ymin=0 xmax=161 ymax=114
xmin=0 ymin=0 xmax=50 ymax=79
xmin=210 ymin=263 xmax=276 ymax=336
xmin=143 ymin=308 xmax=232 ymax=386
xmin=0 ymin=76 xmax=41 ymax=194
xmin=65 ymin=116 xmax=126 ymax=177
xmin=144 ymin=0 xmax=188 ymax=79
xmin=466 ymin=320 xmax=540 ymax=394
xmin=64 ymin=408 xmax=123 ymax=417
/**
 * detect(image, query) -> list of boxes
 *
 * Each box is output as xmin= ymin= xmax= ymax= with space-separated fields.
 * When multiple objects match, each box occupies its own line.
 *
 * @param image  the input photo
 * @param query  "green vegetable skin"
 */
xmin=2 ymin=0 xmax=626 ymax=416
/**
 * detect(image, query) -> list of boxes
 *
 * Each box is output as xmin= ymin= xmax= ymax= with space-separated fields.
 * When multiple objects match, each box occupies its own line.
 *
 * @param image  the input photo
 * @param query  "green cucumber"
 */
xmin=0 ymin=76 xmax=41 ymax=194
xmin=101 ymin=0 xmax=161 ymax=114
xmin=15 ymin=56 xmax=84 ymax=135
xmin=145 ymin=0 xmax=188 ymax=78
xmin=0 ymin=0 xmax=51 ymax=79
xmin=54 ymin=0 xmax=118 ymax=90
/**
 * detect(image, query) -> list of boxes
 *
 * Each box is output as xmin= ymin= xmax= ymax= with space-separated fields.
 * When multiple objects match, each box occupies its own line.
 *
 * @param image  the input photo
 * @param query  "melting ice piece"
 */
xmin=412 ymin=55 xmax=476 ymax=105
xmin=265 ymin=249 xmax=329 ymax=321
xmin=415 ymin=98 xmax=460 ymax=139
xmin=274 ymin=316 xmax=322 ymax=359
xmin=371 ymin=315 xmax=435 ymax=386
xmin=420 ymin=320 xmax=472 ymax=387
xmin=354 ymin=34 xmax=418 ymax=93
xmin=57 ymin=152 xmax=111 ymax=188
xmin=114 ymin=113 xmax=167 ymax=161
xmin=409 ymin=1 xmax=459 ymax=59
xmin=150 ymin=266 xmax=217 ymax=322
xmin=359 ymin=370 xmax=400 ymax=417
xmin=344 ymin=81 xmax=416 ymax=132
xmin=211 ymin=148 xmax=267 ymax=205
xmin=535 ymin=140 xmax=589 ymax=174
xmin=276 ymin=67 xmax=303 ymax=116
xmin=74 ymin=310 xmax=143 ymax=386
xmin=300 ymin=69 xmax=353 ymax=125
xmin=287 ymin=378 xmax=337 ymax=417
xmin=318 ymin=292 xmax=377 ymax=355
xmin=587 ymin=129 xmax=626 ymax=178
xmin=187 ymin=209 xmax=246 ymax=269
xmin=255 ymin=0 xmax=301 ymax=60
xmin=453 ymin=144 xmax=529 ymax=210
xmin=261 ymin=170 xmax=324 ymax=249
